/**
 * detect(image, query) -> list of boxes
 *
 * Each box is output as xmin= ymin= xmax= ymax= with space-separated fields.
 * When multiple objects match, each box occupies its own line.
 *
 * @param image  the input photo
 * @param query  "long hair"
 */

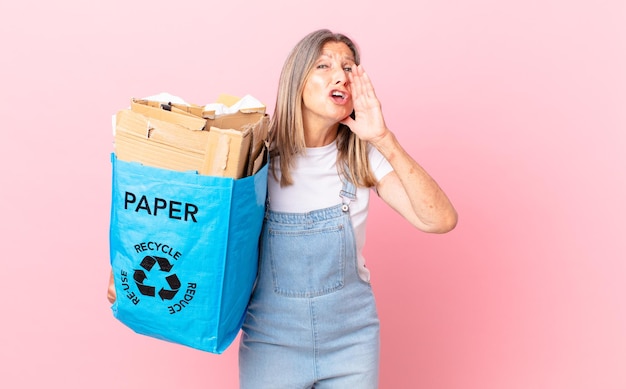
xmin=269 ymin=29 xmax=377 ymax=188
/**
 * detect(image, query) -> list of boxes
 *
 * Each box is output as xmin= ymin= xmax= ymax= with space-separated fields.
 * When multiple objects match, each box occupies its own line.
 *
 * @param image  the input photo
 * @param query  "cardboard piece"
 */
xmin=131 ymin=99 xmax=206 ymax=129
xmin=114 ymin=95 xmax=269 ymax=178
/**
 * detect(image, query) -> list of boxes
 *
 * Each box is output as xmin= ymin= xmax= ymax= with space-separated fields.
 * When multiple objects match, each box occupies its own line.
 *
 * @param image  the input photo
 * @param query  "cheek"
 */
xmin=302 ymin=80 xmax=324 ymax=109
xmin=301 ymin=89 xmax=314 ymax=111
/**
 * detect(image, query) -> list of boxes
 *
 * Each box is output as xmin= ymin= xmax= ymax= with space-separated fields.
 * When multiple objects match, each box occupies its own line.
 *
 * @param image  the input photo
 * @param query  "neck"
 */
xmin=303 ymin=120 xmax=339 ymax=147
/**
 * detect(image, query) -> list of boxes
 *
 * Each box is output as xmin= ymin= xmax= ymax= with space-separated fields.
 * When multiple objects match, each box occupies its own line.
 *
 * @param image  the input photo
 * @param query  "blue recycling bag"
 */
xmin=109 ymin=153 xmax=267 ymax=354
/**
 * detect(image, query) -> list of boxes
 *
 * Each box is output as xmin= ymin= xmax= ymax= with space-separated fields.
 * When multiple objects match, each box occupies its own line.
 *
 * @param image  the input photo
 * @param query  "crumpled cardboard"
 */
xmin=113 ymin=94 xmax=269 ymax=178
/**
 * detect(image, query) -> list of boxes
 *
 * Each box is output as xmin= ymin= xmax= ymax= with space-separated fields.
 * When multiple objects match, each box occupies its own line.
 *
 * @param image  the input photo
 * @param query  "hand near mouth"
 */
xmin=340 ymin=64 xmax=389 ymax=145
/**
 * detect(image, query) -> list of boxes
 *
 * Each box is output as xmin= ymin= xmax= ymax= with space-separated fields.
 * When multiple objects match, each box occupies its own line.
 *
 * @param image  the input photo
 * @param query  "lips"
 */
xmin=330 ymin=90 xmax=349 ymax=104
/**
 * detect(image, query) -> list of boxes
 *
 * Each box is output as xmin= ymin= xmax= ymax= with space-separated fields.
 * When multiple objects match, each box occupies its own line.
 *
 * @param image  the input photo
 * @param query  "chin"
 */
xmin=335 ymin=108 xmax=353 ymax=121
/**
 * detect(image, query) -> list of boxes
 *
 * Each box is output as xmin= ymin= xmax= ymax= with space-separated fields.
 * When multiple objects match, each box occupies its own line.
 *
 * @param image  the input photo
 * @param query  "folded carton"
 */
xmin=130 ymin=99 xmax=206 ymax=131
xmin=114 ymin=95 xmax=269 ymax=179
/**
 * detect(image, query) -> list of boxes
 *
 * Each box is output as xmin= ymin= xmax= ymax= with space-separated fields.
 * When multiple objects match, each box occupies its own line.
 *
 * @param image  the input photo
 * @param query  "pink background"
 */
xmin=1 ymin=0 xmax=625 ymax=388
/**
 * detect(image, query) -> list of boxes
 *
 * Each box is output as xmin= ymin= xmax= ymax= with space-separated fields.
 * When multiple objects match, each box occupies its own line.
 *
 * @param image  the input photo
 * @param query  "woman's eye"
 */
xmin=344 ymin=66 xmax=353 ymax=72
xmin=316 ymin=64 xmax=329 ymax=69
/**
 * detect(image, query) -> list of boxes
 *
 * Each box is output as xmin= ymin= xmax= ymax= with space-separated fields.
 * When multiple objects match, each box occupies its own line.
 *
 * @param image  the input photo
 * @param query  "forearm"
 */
xmin=371 ymin=130 xmax=458 ymax=233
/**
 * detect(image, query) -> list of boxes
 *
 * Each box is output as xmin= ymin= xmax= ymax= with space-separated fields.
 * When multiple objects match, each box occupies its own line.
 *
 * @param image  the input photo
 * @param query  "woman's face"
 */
xmin=301 ymin=41 xmax=356 ymax=130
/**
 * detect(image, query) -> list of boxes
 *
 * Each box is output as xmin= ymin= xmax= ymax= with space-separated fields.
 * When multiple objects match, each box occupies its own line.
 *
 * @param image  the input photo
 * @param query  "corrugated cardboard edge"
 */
xmin=201 ymin=127 xmax=252 ymax=178
xmin=114 ymin=109 xmax=211 ymax=172
xmin=131 ymin=99 xmax=206 ymax=131
xmin=115 ymin=95 xmax=269 ymax=179
xmin=246 ymin=115 xmax=270 ymax=176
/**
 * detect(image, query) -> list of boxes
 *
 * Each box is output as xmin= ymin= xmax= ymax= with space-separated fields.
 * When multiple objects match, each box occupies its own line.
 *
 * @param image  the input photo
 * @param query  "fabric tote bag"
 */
xmin=109 ymin=153 xmax=267 ymax=354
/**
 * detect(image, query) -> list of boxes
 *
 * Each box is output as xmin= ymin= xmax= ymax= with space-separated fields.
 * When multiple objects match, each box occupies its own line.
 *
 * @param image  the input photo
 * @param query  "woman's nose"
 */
xmin=334 ymin=69 xmax=348 ymax=85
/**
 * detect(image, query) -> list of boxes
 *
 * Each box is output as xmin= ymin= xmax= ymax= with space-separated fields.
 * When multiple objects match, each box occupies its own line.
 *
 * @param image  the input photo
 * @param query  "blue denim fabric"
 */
xmin=239 ymin=179 xmax=380 ymax=388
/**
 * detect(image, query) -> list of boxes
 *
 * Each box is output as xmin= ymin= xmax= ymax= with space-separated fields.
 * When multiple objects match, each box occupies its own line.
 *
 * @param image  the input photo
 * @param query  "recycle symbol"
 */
xmin=133 ymin=255 xmax=181 ymax=300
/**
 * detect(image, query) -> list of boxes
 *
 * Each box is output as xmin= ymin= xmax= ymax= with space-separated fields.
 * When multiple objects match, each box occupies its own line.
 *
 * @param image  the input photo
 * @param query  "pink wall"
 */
xmin=1 ymin=1 xmax=624 ymax=388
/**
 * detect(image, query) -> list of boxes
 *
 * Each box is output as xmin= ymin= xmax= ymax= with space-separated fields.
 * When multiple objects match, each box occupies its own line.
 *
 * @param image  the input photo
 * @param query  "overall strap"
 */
xmin=339 ymin=168 xmax=357 ymax=213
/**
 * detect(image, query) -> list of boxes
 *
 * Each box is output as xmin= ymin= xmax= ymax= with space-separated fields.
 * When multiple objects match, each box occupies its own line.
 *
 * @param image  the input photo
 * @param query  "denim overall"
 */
xmin=239 ymin=177 xmax=380 ymax=389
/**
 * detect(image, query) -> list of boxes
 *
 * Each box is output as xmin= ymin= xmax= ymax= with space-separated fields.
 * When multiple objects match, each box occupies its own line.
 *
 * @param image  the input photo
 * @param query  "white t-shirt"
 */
xmin=267 ymin=141 xmax=394 ymax=282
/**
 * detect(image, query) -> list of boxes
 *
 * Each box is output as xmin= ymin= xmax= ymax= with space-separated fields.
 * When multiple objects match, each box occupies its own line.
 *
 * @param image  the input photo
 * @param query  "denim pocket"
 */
xmin=268 ymin=224 xmax=346 ymax=297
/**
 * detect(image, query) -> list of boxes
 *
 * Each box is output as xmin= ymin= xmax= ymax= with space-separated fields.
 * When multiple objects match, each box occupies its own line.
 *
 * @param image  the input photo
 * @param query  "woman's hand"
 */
xmin=340 ymin=65 xmax=389 ymax=144
xmin=341 ymin=65 xmax=458 ymax=233
xmin=107 ymin=269 xmax=116 ymax=304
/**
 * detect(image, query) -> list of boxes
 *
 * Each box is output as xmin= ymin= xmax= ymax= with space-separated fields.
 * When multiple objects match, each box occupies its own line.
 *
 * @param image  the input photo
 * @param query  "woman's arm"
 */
xmin=372 ymin=133 xmax=457 ymax=233
xmin=341 ymin=65 xmax=457 ymax=233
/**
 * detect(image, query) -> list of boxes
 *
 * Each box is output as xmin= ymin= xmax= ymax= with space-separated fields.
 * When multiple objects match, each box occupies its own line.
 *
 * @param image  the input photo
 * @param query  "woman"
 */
xmin=238 ymin=29 xmax=457 ymax=388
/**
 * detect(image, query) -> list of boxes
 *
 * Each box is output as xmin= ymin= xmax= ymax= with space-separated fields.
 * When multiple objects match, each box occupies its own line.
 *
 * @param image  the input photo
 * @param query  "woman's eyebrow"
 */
xmin=319 ymin=52 xmax=355 ymax=63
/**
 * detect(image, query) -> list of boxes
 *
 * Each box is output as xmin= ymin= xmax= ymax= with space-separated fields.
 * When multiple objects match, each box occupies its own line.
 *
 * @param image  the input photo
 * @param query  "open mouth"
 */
xmin=330 ymin=90 xmax=348 ymax=103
